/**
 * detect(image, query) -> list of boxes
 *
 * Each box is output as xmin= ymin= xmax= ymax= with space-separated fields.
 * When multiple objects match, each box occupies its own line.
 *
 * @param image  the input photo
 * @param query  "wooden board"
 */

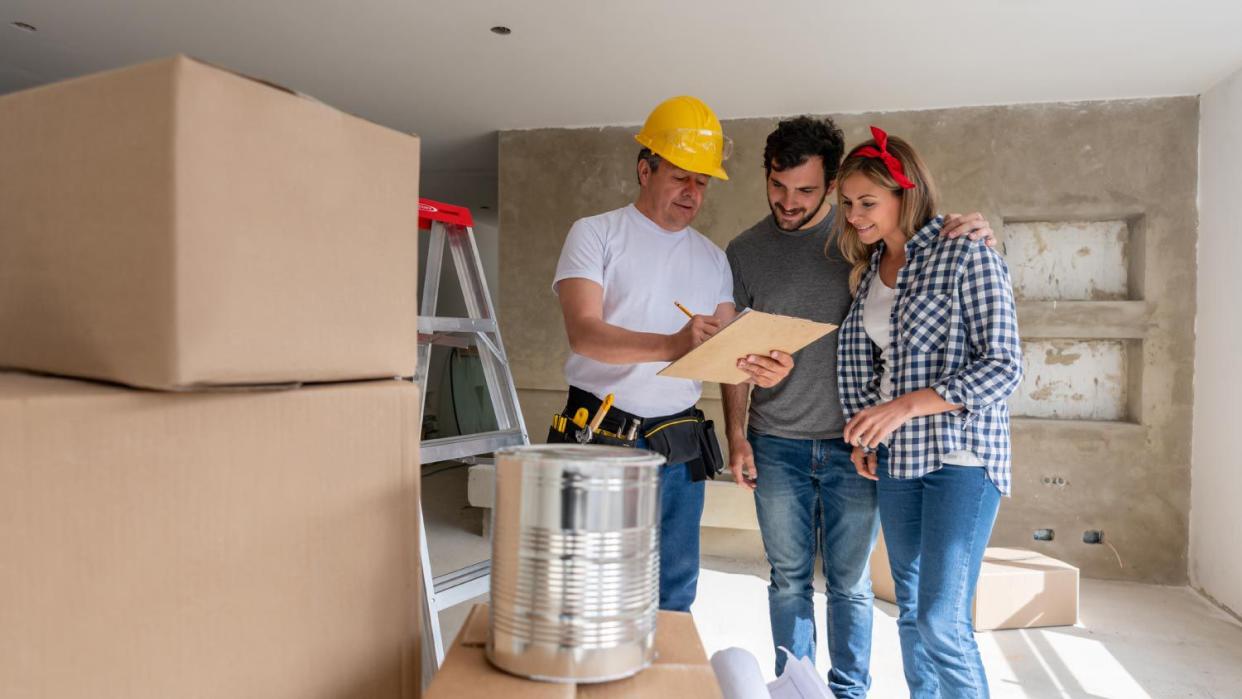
xmin=658 ymin=310 xmax=837 ymax=385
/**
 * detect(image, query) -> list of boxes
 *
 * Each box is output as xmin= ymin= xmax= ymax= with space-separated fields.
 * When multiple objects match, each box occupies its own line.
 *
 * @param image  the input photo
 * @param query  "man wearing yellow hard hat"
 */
xmin=549 ymin=96 xmax=794 ymax=611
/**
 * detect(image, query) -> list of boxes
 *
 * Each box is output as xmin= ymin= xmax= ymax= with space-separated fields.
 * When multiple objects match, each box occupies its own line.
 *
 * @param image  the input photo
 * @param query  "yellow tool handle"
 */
xmin=572 ymin=408 xmax=589 ymax=429
xmin=588 ymin=393 xmax=615 ymax=432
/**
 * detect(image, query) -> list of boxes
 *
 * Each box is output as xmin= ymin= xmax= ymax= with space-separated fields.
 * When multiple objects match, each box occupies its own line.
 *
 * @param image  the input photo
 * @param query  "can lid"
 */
xmin=495 ymin=444 xmax=665 ymax=467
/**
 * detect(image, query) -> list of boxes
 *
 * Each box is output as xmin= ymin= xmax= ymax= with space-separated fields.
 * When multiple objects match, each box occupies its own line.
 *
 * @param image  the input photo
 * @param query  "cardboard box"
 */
xmin=0 ymin=372 xmax=421 ymax=698
xmin=425 ymin=604 xmax=722 ymax=698
xmin=870 ymin=528 xmax=897 ymax=605
xmin=973 ymin=547 xmax=1080 ymax=631
xmin=0 ymin=55 xmax=420 ymax=390
xmin=870 ymin=535 xmax=1079 ymax=631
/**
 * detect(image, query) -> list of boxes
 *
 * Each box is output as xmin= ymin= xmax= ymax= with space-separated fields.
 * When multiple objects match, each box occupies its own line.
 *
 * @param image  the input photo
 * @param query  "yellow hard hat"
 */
xmin=634 ymin=96 xmax=731 ymax=180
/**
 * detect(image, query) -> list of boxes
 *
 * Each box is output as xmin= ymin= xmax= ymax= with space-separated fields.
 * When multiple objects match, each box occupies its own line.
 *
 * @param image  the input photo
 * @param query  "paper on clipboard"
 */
xmin=658 ymin=309 xmax=837 ymax=385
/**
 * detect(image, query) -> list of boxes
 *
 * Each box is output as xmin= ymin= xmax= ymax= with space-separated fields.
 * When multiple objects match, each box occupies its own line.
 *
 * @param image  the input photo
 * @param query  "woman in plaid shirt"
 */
xmin=834 ymin=127 xmax=1022 ymax=698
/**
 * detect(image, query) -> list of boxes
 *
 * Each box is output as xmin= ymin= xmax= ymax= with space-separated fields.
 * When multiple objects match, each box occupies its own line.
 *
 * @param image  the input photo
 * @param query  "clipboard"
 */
xmin=658 ymin=309 xmax=837 ymax=385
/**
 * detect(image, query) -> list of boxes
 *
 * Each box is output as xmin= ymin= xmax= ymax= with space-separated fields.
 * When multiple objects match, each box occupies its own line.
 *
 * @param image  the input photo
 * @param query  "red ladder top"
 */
xmin=418 ymin=198 xmax=474 ymax=230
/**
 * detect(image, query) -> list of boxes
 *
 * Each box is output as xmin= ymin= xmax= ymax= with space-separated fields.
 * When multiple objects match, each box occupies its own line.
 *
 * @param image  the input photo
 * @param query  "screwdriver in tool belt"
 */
xmin=588 ymin=393 xmax=614 ymax=433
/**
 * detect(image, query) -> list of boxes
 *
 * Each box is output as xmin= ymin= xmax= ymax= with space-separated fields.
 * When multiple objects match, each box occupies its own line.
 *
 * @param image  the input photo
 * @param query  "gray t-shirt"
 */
xmin=725 ymin=210 xmax=854 ymax=440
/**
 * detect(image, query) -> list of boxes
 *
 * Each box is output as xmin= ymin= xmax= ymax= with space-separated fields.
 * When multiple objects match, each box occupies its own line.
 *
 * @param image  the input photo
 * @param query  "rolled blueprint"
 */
xmin=710 ymin=647 xmax=770 ymax=699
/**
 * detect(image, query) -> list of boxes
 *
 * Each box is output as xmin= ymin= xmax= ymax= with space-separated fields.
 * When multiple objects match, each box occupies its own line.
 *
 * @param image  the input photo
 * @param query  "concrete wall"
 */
xmin=498 ymin=97 xmax=1199 ymax=584
xmin=1192 ymin=68 xmax=1242 ymax=614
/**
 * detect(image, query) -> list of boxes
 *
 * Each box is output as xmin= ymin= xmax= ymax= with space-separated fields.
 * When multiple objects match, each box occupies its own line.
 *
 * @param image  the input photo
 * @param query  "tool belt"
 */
xmin=546 ymin=386 xmax=724 ymax=482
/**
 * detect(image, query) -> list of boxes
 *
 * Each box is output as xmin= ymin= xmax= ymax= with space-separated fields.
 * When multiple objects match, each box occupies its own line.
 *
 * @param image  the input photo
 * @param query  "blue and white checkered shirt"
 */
xmin=837 ymin=216 xmax=1023 ymax=495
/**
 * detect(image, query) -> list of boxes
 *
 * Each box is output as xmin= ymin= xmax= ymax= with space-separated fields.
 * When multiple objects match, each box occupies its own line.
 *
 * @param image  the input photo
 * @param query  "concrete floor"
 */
xmin=423 ymin=467 xmax=1242 ymax=698
xmin=696 ymin=556 xmax=1242 ymax=699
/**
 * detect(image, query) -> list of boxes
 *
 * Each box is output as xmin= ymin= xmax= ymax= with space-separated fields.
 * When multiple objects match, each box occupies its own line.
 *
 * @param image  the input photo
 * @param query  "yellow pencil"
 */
xmin=674 ymin=301 xmax=694 ymax=318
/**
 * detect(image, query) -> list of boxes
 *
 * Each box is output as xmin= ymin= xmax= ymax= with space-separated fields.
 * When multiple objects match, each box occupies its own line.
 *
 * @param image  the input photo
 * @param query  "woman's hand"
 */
xmin=850 ymin=446 xmax=879 ymax=481
xmin=843 ymin=396 xmax=915 ymax=450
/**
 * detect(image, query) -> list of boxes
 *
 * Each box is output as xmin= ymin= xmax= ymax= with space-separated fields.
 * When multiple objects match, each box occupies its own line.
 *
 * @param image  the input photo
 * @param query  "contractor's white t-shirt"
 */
xmin=553 ymin=205 xmax=733 ymax=417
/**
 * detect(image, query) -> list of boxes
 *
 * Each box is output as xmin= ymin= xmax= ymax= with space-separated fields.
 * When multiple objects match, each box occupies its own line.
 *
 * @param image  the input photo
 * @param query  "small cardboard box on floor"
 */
xmin=871 ymin=531 xmax=1079 ymax=631
xmin=0 ymin=372 xmax=422 ymax=699
xmin=425 ymin=604 xmax=722 ymax=699
xmin=0 ymin=55 xmax=420 ymax=390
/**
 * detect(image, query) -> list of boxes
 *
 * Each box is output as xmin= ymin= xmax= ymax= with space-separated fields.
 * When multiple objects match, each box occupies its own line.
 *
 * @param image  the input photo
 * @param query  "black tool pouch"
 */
xmin=697 ymin=416 xmax=725 ymax=479
xmin=589 ymin=432 xmax=638 ymax=448
xmin=546 ymin=421 xmax=574 ymax=444
xmin=643 ymin=409 xmax=724 ymax=482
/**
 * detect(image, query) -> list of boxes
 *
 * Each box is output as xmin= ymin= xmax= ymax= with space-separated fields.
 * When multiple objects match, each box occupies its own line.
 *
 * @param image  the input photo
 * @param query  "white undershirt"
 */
xmin=863 ymin=275 xmax=983 ymax=467
xmin=863 ymin=278 xmax=898 ymax=403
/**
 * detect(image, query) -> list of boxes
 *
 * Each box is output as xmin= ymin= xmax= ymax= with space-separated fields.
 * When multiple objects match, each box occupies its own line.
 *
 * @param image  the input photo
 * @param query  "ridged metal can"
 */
xmin=486 ymin=444 xmax=665 ymax=683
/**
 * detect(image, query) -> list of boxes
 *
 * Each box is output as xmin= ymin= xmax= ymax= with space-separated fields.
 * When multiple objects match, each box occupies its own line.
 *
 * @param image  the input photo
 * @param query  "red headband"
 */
xmin=853 ymin=126 xmax=915 ymax=190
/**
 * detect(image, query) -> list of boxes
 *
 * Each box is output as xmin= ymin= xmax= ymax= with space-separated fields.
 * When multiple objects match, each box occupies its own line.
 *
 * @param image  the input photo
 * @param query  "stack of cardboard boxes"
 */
xmin=0 ymin=56 xmax=423 ymax=698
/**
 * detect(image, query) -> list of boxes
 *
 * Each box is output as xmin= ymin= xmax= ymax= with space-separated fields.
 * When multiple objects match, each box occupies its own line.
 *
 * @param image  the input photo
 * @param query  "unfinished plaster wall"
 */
xmin=499 ymin=97 xmax=1199 ymax=583
xmin=1192 ymin=67 xmax=1242 ymax=614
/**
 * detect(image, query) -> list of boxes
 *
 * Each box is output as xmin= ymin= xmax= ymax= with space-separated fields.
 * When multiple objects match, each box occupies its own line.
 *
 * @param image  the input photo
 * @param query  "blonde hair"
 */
xmin=832 ymin=133 xmax=939 ymax=293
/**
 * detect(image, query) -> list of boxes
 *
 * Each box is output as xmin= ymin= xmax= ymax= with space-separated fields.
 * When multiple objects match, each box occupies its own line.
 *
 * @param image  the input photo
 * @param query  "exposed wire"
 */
xmin=421 ymin=462 xmax=472 ymax=478
xmin=448 ymin=347 xmax=463 ymax=435
xmin=1105 ymin=541 xmax=1124 ymax=568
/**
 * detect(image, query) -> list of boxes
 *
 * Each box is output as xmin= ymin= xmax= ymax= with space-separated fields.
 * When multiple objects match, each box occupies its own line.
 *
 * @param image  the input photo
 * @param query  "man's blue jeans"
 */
xmin=750 ymin=432 xmax=880 ymax=698
xmin=877 ymin=462 xmax=1001 ymax=699
xmin=637 ymin=437 xmax=705 ymax=612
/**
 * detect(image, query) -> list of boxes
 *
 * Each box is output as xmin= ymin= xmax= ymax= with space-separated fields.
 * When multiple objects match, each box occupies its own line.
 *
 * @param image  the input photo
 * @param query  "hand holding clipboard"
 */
xmin=663 ymin=303 xmax=837 ymax=385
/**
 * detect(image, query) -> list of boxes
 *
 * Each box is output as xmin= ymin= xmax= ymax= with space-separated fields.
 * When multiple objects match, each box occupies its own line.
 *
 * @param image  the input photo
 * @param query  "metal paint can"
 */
xmin=486 ymin=444 xmax=664 ymax=682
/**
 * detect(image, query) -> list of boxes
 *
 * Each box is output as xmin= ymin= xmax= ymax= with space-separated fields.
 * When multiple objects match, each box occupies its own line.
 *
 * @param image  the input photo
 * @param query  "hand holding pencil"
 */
xmin=671 ymin=300 xmax=721 ymax=358
xmin=673 ymin=301 xmax=797 ymax=388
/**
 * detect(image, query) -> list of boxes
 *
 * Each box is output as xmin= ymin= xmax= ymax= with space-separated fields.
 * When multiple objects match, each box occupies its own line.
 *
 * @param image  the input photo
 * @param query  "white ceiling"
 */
xmin=3 ymin=0 xmax=1242 ymax=208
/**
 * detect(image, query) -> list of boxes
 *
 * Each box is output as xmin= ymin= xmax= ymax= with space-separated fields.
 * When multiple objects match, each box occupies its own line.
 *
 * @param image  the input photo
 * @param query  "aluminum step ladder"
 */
xmin=415 ymin=199 xmax=529 ymax=688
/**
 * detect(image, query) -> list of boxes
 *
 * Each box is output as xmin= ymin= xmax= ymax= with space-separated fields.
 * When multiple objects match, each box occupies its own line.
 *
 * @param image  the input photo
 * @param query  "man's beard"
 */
xmin=771 ymin=192 xmax=829 ymax=231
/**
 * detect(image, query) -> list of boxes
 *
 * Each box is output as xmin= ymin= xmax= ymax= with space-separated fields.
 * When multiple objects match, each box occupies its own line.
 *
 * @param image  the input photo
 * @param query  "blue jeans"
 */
xmin=637 ymin=437 xmax=706 ymax=612
xmin=877 ymin=463 xmax=1001 ymax=699
xmin=750 ymin=433 xmax=880 ymax=698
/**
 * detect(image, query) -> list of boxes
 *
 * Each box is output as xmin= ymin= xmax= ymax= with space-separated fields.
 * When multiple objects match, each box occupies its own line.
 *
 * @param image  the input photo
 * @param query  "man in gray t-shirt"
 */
xmin=728 ymin=210 xmax=853 ymax=441
xmin=722 ymin=117 xmax=995 ymax=696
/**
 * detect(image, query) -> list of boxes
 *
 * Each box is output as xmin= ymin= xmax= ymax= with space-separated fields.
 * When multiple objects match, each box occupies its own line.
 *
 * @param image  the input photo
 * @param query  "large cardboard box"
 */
xmin=870 ymin=535 xmax=1079 ymax=631
xmin=426 ymin=604 xmax=722 ymax=698
xmin=0 ymin=372 xmax=422 ymax=698
xmin=972 ymin=547 xmax=1080 ymax=631
xmin=0 ymin=56 xmax=420 ymax=390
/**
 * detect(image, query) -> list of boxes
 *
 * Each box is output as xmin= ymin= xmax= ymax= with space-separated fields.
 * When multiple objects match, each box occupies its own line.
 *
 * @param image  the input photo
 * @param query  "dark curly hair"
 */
xmin=763 ymin=116 xmax=846 ymax=186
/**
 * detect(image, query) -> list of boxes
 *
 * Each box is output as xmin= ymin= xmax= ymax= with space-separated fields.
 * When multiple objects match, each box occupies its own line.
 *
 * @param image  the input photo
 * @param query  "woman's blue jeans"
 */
xmin=877 ymin=462 xmax=1001 ymax=699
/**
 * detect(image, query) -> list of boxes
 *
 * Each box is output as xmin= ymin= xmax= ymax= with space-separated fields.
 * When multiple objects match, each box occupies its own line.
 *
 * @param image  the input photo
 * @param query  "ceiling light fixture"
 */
xmin=11 ymin=21 xmax=37 ymax=32
xmin=490 ymin=26 xmax=511 ymax=36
